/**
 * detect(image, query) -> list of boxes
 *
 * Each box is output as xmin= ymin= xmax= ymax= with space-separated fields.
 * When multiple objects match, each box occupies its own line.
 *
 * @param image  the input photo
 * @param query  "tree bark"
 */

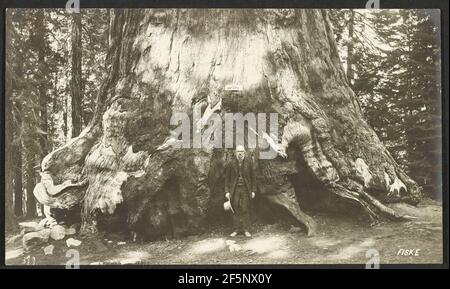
xmin=71 ymin=13 xmax=83 ymax=137
xmin=34 ymin=9 xmax=422 ymax=240
xmin=5 ymin=111 xmax=17 ymax=231
xmin=13 ymin=144 xmax=23 ymax=216
xmin=12 ymin=62 xmax=24 ymax=218
xmin=36 ymin=10 xmax=48 ymax=159
xmin=26 ymin=152 xmax=37 ymax=218
xmin=5 ymin=10 xmax=18 ymax=231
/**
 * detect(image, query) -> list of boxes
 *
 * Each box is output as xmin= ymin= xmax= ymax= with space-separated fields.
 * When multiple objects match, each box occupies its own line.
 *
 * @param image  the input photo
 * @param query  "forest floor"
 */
xmin=5 ymin=199 xmax=443 ymax=266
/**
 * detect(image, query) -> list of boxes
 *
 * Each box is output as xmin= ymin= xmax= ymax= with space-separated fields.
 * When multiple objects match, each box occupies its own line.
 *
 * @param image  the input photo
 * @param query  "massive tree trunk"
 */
xmin=33 ymin=9 xmax=422 ymax=240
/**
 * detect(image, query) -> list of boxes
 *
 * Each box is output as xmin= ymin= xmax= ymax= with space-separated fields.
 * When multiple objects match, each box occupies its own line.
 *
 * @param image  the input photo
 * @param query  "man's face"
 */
xmin=236 ymin=150 xmax=245 ymax=161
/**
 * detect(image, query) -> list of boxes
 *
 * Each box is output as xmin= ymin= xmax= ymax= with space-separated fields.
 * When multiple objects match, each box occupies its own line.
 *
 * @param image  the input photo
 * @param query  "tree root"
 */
xmin=326 ymin=183 xmax=380 ymax=223
xmin=33 ymin=178 xmax=88 ymax=209
xmin=326 ymin=182 xmax=416 ymax=222
xmin=359 ymin=191 xmax=416 ymax=221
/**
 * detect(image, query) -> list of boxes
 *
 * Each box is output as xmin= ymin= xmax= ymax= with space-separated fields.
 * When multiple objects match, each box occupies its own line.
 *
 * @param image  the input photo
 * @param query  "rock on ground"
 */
xmin=66 ymin=238 xmax=82 ymax=247
xmin=44 ymin=244 xmax=55 ymax=255
xmin=23 ymin=229 xmax=51 ymax=250
xmin=50 ymin=225 xmax=66 ymax=241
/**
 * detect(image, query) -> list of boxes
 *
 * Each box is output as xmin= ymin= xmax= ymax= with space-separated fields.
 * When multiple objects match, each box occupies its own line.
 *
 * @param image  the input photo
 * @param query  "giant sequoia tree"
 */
xmin=33 ymin=9 xmax=422 ymax=240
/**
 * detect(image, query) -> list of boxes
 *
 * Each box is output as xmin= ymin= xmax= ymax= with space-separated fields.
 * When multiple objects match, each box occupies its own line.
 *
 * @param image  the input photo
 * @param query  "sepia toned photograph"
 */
xmin=3 ymin=7 xmax=444 ymax=268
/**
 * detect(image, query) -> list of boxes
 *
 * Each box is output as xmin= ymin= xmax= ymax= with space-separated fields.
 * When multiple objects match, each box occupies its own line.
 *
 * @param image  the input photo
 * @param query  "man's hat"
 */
xmin=224 ymin=200 xmax=234 ymax=213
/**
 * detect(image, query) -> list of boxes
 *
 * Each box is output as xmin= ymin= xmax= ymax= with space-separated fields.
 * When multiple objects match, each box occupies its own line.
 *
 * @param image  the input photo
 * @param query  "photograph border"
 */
xmin=0 ymin=0 xmax=448 ymax=270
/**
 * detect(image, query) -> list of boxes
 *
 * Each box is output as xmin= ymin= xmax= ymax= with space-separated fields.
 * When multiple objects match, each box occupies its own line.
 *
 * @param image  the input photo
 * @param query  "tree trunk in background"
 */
xmin=11 ymin=15 xmax=24 ymax=218
xmin=14 ymin=144 xmax=23 ymax=216
xmin=35 ymin=10 xmax=48 ymax=215
xmin=5 ymin=11 xmax=17 ymax=232
xmin=34 ymin=9 xmax=422 ymax=240
xmin=71 ymin=13 xmax=83 ymax=137
xmin=26 ymin=151 xmax=37 ymax=218
xmin=5 ymin=104 xmax=17 ymax=231
xmin=36 ymin=10 xmax=48 ymax=158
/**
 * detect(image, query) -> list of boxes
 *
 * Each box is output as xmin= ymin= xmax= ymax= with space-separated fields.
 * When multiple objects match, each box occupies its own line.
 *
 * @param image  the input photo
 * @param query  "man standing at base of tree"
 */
xmin=225 ymin=145 xmax=257 ymax=237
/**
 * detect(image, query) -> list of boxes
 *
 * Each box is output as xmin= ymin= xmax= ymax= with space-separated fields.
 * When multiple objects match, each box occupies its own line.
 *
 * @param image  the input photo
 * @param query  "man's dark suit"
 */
xmin=225 ymin=154 xmax=257 ymax=232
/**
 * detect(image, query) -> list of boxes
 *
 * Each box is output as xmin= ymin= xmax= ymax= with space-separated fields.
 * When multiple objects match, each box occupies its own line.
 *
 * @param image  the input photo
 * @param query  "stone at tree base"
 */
xmin=19 ymin=221 xmax=41 ymax=231
xmin=65 ymin=227 xmax=77 ymax=235
xmin=20 ymin=227 xmax=40 ymax=235
xmin=50 ymin=225 xmax=66 ymax=240
xmin=66 ymin=238 xmax=82 ymax=247
xmin=22 ymin=228 xmax=51 ymax=249
xmin=43 ymin=244 xmax=55 ymax=255
xmin=19 ymin=221 xmax=44 ymax=234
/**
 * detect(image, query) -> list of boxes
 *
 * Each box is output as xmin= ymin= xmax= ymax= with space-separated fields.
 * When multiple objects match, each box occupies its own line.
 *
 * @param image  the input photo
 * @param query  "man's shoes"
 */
xmin=230 ymin=232 xmax=238 ymax=237
xmin=244 ymin=231 xmax=252 ymax=238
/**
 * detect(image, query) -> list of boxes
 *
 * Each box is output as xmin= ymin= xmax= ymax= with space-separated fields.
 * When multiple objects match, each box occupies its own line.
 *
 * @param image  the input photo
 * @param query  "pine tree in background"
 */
xmin=329 ymin=9 xmax=441 ymax=198
xmin=71 ymin=12 xmax=83 ymax=137
xmin=400 ymin=10 xmax=441 ymax=198
xmin=5 ymin=10 xmax=18 ymax=231
xmin=8 ymin=9 xmax=43 ymax=218
xmin=6 ymin=9 xmax=110 ymax=219
xmin=8 ymin=10 xmax=25 ymax=217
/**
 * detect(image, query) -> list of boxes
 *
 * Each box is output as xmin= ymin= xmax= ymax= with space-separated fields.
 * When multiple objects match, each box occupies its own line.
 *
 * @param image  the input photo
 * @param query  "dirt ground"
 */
xmin=5 ymin=199 xmax=443 ymax=266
